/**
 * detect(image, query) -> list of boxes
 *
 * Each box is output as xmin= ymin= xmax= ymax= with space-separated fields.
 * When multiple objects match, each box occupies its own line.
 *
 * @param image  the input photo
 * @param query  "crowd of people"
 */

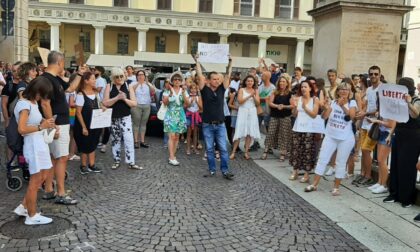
xmin=1 ymin=54 xmax=420 ymax=226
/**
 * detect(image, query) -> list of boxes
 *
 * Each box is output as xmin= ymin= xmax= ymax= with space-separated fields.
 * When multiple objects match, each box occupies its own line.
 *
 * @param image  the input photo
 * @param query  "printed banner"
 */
xmin=197 ymin=43 xmax=229 ymax=64
xmin=378 ymin=84 xmax=409 ymax=123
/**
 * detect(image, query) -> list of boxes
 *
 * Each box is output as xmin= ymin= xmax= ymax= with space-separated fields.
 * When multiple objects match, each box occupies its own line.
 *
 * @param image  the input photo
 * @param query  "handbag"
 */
xmin=157 ymin=104 xmax=167 ymax=120
xmin=43 ymin=128 xmax=57 ymax=144
xmin=368 ymin=122 xmax=380 ymax=141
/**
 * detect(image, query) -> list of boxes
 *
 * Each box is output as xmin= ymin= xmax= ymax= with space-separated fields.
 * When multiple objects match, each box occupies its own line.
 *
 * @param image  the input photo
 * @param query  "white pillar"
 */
xmin=295 ymin=38 xmax=307 ymax=68
xmin=219 ymin=32 xmax=230 ymax=44
xmin=178 ymin=30 xmax=190 ymax=54
xmin=258 ymin=36 xmax=270 ymax=58
xmin=137 ymin=27 xmax=149 ymax=52
xmin=48 ymin=22 xmax=61 ymax=51
xmin=94 ymin=25 xmax=105 ymax=55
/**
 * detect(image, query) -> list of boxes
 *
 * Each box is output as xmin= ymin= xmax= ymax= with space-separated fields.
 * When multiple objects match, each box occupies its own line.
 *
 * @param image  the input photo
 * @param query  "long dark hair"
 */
xmin=297 ymin=81 xmax=315 ymax=97
xmin=241 ymin=75 xmax=258 ymax=89
xmin=23 ymin=77 xmax=53 ymax=100
xmin=77 ymin=72 xmax=95 ymax=93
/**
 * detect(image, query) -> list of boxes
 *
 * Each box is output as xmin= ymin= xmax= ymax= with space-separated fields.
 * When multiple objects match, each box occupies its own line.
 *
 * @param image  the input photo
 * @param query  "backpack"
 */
xmin=6 ymin=103 xmax=30 ymax=153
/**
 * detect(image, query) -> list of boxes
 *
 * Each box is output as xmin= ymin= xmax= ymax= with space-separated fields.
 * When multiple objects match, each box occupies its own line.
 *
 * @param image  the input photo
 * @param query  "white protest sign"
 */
xmin=197 ymin=43 xmax=229 ymax=64
xmin=293 ymin=114 xmax=325 ymax=134
xmin=90 ymin=109 xmax=113 ymax=129
xmin=378 ymin=84 xmax=409 ymax=123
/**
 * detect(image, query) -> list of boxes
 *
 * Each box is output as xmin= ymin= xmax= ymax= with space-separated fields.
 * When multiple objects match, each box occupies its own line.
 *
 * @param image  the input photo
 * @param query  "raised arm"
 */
xmin=66 ymin=65 xmax=88 ymax=93
xmin=194 ymin=55 xmax=206 ymax=90
xmin=223 ymin=56 xmax=233 ymax=90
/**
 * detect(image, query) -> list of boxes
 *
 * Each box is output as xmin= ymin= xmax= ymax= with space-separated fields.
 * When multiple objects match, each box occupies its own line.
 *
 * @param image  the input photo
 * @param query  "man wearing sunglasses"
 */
xmin=354 ymin=65 xmax=382 ymax=187
xmin=194 ymin=55 xmax=234 ymax=180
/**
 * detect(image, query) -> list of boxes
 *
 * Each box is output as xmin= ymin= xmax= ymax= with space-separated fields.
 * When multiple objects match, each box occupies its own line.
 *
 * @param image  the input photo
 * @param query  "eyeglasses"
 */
xmin=172 ymin=78 xmax=182 ymax=81
xmin=369 ymin=72 xmax=379 ymax=76
xmin=115 ymin=75 xmax=124 ymax=79
xmin=137 ymin=73 xmax=145 ymax=76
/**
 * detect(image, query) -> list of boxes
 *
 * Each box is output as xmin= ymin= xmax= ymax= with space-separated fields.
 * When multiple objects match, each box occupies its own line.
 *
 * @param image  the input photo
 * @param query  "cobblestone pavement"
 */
xmin=0 ymin=137 xmax=369 ymax=252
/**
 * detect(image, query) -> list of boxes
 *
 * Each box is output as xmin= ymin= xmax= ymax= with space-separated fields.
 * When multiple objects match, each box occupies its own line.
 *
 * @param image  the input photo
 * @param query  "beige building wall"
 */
xmin=146 ymin=30 xmax=180 ymax=53
xmin=85 ymin=0 xmax=112 ymax=7
xmin=173 ymin=0 xmax=198 ymax=13
xmin=214 ymin=0 xmax=233 ymax=15
xmin=260 ymin=0 xmax=275 ymax=18
xmin=131 ymin=0 xmax=157 ymax=10
xmin=39 ymin=0 xmax=67 ymax=3
xmin=299 ymin=0 xmax=313 ymax=21
xmin=60 ymin=24 xmax=95 ymax=56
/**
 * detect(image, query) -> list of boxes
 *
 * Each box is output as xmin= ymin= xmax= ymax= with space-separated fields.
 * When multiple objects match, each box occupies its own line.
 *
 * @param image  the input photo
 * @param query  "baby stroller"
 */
xmin=5 ymin=152 xmax=30 ymax=191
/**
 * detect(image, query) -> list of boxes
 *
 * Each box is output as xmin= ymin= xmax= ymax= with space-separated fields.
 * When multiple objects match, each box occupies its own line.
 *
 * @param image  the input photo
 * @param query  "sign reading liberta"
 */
xmin=378 ymin=84 xmax=409 ymax=123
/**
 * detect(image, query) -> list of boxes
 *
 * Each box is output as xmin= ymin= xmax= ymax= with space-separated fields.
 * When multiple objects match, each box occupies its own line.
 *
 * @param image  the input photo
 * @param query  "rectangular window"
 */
xmin=240 ymin=0 xmax=253 ymax=16
xmin=275 ymin=0 xmax=293 ymax=19
xmin=39 ymin=29 xmax=50 ymax=49
xmin=254 ymin=0 xmax=260 ymax=17
xmin=117 ymin=34 xmax=129 ymax=54
xmin=294 ymin=0 xmax=299 ymax=19
xmin=157 ymin=0 xmax=171 ymax=10
xmin=79 ymin=31 xmax=90 ymax=52
xmin=199 ymin=0 xmax=213 ymax=13
xmin=191 ymin=38 xmax=201 ymax=54
xmin=69 ymin=0 xmax=84 ymax=4
xmin=155 ymin=35 xmax=166 ymax=53
xmin=233 ymin=0 xmax=240 ymax=15
xmin=114 ymin=0 xmax=128 ymax=7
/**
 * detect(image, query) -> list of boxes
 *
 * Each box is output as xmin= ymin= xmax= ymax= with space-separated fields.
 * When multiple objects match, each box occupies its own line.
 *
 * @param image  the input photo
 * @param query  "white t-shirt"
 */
xmin=14 ymin=99 xmax=42 ymax=126
xmin=326 ymin=100 xmax=357 ymax=140
xmin=127 ymin=75 xmax=137 ymax=83
xmin=96 ymin=77 xmax=107 ymax=101
xmin=361 ymin=84 xmax=381 ymax=130
xmin=75 ymin=94 xmax=97 ymax=107
xmin=230 ymin=80 xmax=240 ymax=91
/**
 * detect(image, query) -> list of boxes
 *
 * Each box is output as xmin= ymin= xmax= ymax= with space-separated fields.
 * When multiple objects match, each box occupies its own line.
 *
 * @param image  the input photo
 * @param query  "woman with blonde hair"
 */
xmin=102 ymin=67 xmax=142 ymax=170
xmin=304 ymin=82 xmax=357 ymax=195
xmin=261 ymin=76 xmax=294 ymax=161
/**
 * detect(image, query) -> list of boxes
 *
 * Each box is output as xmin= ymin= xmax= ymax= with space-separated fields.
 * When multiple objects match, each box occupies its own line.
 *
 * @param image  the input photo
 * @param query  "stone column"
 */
xmin=258 ymin=36 xmax=270 ymax=58
xmin=179 ymin=30 xmax=190 ymax=54
xmin=219 ymin=32 xmax=230 ymax=44
xmin=48 ymin=22 xmax=61 ymax=51
xmin=308 ymin=1 xmax=413 ymax=82
xmin=94 ymin=25 xmax=105 ymax=55
xmin=294 ymin=38 xmax=307 ymax=68
xmin=137 ymin=27 xmax=149 ymax=52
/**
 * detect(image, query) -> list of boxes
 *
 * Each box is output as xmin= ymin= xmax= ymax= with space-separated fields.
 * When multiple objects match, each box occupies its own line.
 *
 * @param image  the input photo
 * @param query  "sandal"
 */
xmin=229 ymin=153 xmax=235 ymax=160
xmin=111 ymin=162 xmax=120 ymax=170
xmin=134 ymin=142 xmax=140 ymax=149
xmin=299 ymin=176 xmax=310 ymax=183
xmin=279 ymin=155 xmax=285 ymax=162
xmin=244 ymin=152 xmax=250 ymax=160
xmin=289 ymin=172 xmax=298 ymax=180
xmin=128 ymin=164 xmax=144 ymax=170
xmin=197 ymin=144 xmax=203 ymax=150
xmin=261 ymin=151 xmax=268 ymax=160
xmin=304 ymin=185 xmax=317 ymax=192
xmin=332 ymin=188 xmax=340 ymax=196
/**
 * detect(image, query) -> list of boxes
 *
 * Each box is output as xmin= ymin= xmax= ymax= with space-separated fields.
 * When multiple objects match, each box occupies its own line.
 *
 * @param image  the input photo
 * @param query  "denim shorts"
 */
xmin=378 ymin=130 xmax=390 ymax=146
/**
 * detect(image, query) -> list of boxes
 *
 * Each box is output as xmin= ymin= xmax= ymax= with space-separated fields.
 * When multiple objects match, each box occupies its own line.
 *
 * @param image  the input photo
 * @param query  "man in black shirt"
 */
xmin=195 ymin=56 xmax=234 ymax=180
xmin=40 ymin=51 xmax=86 ymax=205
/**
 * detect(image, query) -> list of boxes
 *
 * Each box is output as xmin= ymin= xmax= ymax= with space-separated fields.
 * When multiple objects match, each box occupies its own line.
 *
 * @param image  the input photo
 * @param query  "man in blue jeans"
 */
xmin=195 ymin=56 xmax=234 ymax=180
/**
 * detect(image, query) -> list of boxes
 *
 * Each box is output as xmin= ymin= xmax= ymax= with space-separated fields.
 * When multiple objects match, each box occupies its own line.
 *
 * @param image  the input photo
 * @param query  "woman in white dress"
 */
xmin=230 ymin=75 xmax=261 ymax=160
xmin=13 ymin=78 xmax=56 ymax=225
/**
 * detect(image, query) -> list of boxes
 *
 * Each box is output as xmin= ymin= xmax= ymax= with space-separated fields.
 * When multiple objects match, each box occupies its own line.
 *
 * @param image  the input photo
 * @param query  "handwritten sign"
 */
xmin=74 ymin=42 xmax=85 ymax=66
xmin=37 ymin=47 xmax=50 ymax=66
xmin=90 ymin=109 xmax=112 ymax=129
xmin=293 ymin=114 xmax=325 ymax=134
xmin=197 ymin=43 xmax=229 ymax=64
xmin=378 ymin=84 xmax=409 ymax=123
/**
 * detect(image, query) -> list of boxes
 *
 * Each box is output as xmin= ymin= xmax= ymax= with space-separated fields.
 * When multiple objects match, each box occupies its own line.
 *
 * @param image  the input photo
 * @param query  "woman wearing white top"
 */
xmin=230 ymin=75 xmax=261 ymax=160
xmin=304 ymin=82 xmax=357 ymax=196
xmin=131 ymin=70 xmax=155 ymax=149
xmin=13 ymin=78 xmax=56 ymax=225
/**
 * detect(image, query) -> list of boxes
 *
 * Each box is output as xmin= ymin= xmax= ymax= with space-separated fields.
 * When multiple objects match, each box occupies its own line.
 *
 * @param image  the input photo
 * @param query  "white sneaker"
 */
xmin=25 ymin=213 xmax=53 ymax=225
xmin=100 ymin=145 xmax=107 ymax=153
xmin=368 ymin=183 xmax=381 ymax=191
xmin=372 ymin=185 xmax=388 ymax=194
xmin=168 ymin=159 xmax=180 ymax=166
xmin=13 ymin=204 xmax=28 ymax=217
xmin=325 ymin=167 xmax=335 ymax=176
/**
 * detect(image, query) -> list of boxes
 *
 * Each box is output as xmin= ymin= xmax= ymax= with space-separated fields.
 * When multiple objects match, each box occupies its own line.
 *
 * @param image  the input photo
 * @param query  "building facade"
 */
xmin=25 ymin=0 xmax=316 ymax=73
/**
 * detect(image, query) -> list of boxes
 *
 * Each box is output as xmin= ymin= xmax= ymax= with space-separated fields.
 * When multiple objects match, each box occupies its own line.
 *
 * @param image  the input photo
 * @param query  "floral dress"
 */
xmin=163 ymin=89 xmax=188 ymax=134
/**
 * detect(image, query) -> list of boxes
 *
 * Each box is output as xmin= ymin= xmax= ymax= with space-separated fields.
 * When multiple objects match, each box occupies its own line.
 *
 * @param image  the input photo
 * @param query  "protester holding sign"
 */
xmin=289 ymin=81 xmax=320 ymax=183
xmin=73 ymin=72 xmax=104 ymax=175
xmin=304 ymin=82 xmax=357 ymax=196
xmin=384 ymin=77 xmax=420 ymax=208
